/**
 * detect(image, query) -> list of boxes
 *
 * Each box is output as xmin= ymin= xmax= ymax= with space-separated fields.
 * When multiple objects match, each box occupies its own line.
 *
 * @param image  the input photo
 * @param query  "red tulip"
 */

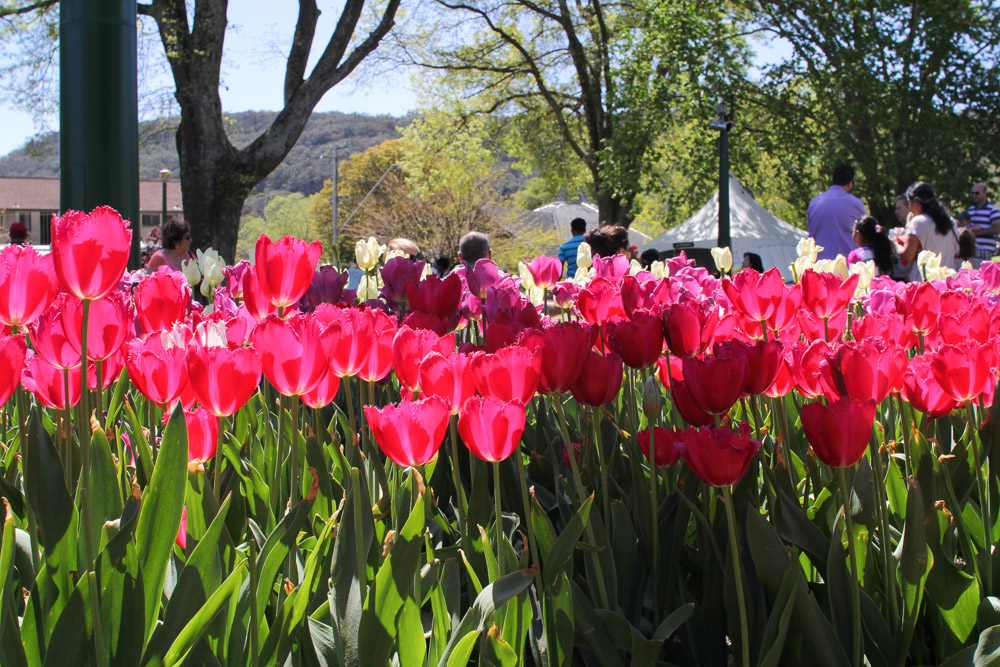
xmin=483 ymin=320 xmax=528 ymax=353
xmin=419 ymin=352 xmax=477 ymax=414
xmin=0 ymin=245 xmax=58 ymax=328
xmin=317 ymin=306 xmax=373 ymax=378
xmin=721 ymin=268 xmax=784 ymax=326
xmin=393 ymin=326 xmax=455 ymax=392
xmin=61 ymin=289 xmax=133 ymax=361
xmin=135 ymin=269 xmax=190 ymax=333
xmin=676 ymin=421 xmax=762 ymax=487
xmin=176 ymin=507 xmax=188 ymax=550
xmin=51 ymin=206 xmax=132 ymax=301
xmin=638 ymin=427 xmax=683 ymax=467
xmin=301 ymin=370 xmax=342 ymax=410
xmin=570 ymin=351 xmax=624 ymax=407
xmin=186 ymin=344 xmax=262 ymax=417
xmin=363 ymin=396 xmax=450 ymax=467
xmin=241 ymin=266 xmax=279 ymax=321
xmin=667 ymin=377 xmax=716 ymax=427
xmin=681 ymin=350 xmax=749 ymax=416
xmin=764 ymin=353 xmax=794 ymax=398
xmin=577 ymin=277 xmax=626 ymax=324
xmin=125 ymin=333 xmax=190 ymax=406
xmin=851 ymin=313 xmax=918 ymax=350
xmin=789 ymin=340 xmax=833 ymax=400
xmin=466 ymin=259 xmax=503 ymax=299
xmin=357 ymin=308 xmax=397 ymax=383
xmin=931 ymin=341 xmax=997 ymax=404
xmin=797 ymin=307 xmax=848 ymax=343
xmin=606 ymin=310 xmax=664 ymax=369
xmin=471 ymin=345 xmax=541 ymax=404
xmin=663 ymin=299 xmax=719 ymax=358
xmin=901 ymin=355 xmax=961 ymax=418
xmin=821 ymin=338 xmax=908 ymax=404
xmin=518 ymin=321 xmax=598 ymax=394
xmin=251 ymin=313 xmax=330 ymax=397
xmin=526 ymin=256 xmax=562 ymax=289
xmin=552 ymin=281 xmax=581 ymax=309
xmin=183 ymin=407 xmax=219 ymax=463
xmin=400 ymin=311 xmax=453 ymax=337
xmin=800 ymin=270 xmax=859 ymax=320
xmin=254 ymin=234 xmax=322 ymax=309
xmin=764 ymin=283 xmax=802 ymax=341
xmin=727 ymin=340 xmax=783 ymax=396
xmin=458 ymin=396 xmax=526 ymax=462
xmin=895 ymin=282 xmax=940 ymax=335
xmin=28 ymin=295 xmax=81 ymax=369
xmin=0 ymin=334 xmax=26 ymax=407
xmin=22 ymin=352 xmax=81 ymax=409
xmin=381 ymin=256 xmax=426 ymax=308
xmin=802 ymin=398 xmax=877 ymax=468
xmin=406 ymin=274 xmax=462 ymax=328
xmin=592 ymin=254 xmax=631 ymax=281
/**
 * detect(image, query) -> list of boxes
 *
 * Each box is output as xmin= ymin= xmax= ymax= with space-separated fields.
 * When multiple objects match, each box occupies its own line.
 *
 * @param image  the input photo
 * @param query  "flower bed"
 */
xmin=0 ymin=208 xmax=998 ymax=665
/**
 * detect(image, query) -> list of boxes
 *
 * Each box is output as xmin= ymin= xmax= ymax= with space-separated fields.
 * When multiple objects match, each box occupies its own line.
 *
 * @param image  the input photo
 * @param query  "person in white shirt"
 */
xmin=897 ymin=181 xmax=959 ymax=280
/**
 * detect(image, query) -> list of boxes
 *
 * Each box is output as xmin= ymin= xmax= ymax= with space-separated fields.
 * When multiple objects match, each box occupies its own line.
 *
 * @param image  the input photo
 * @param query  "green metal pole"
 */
xmin=60 ymin=0 xmax=141 ymax=269
xmin=717 ymin=126 xmax=731 ymax=250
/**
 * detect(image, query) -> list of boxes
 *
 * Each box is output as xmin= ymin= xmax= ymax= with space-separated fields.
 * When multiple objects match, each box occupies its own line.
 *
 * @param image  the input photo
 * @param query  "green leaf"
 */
xmin=87 ymin=426 xmax=124 ymax=554
xmin=894 ymin=481 xmax=933 ymax=660
xmin=135 ymin=402 xmax=189 ymax=642
xmin=358 ymin=491 xmax=427 ymax=667
xmin=396 ymin=595 xmax=426 ymax=667
xmin=974 ymin=625 xmax=1000 ymax=666
xmin=758 ymin=560 xmax=799 ymax=667
xmin=544 ymin=571 xmax=576 ymax=666
xmin=437 ymin=568 xmax=536 ymax=667
xmin=0 ymin=501 xmax=27 ymax=667
xmin=773 ymin=483 xmax=829 ymax=572
xmin=41 ymin=574 xmax=92 ymax=667
xmin=482 ymin=622 xmax=518 ymax=666
xmin=445 ymin=631 xmax=480 ymax=667
xmin=543 ymin=494 xmax=593 ymax=587
xmin=161 ymin=562 xmax=247 ymax=667
xmin=653 ymin=603 xmax=694 ymax=642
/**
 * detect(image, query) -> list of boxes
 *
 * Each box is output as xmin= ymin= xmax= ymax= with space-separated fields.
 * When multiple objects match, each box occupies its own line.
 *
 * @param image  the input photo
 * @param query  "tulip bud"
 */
xmin=577 ymin=242 xmax=592 ymax=270
xmin=629 ymin=259 xmax=643 ymax=276
xmin=200 ymin=279 xmax=213 ymax=298
xmin=797 ymin=237 xmax=821 ymax=263
xmin=849 ymin=259 xmax=874 ymax=296
xmin=182 ymin=258 xmax=202 ymax=285
xmin=642 ymin=375 xmax=663 ymax=419
xmin=650 ymin=260 xmax=667 ymax=279
xmin=711 ymin=246 xmax=733 ymax=274
xmin=518 ymin=262 xmax=536 ymax=291
xmin=355 ymin=236 xmax=382 ymax=271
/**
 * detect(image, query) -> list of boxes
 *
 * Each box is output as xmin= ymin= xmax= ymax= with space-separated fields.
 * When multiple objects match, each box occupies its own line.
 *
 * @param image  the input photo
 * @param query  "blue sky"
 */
xmin=0 ymin=3 xmax=788 ymax=156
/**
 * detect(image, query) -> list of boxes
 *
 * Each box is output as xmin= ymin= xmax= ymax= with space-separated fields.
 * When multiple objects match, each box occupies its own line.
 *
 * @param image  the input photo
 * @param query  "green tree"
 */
xmin=407 ymin=0 xmax=749 ymax=226
xmin=744 ymin=0 xmax=1000 ymax=221
xmin=237 ymin=192 xmax=314 ymax=261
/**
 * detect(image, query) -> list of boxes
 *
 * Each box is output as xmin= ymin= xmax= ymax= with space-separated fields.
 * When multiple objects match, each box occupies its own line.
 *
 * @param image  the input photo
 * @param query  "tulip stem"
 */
xmin=723 ymin=485 xmax=750 ymax=667
xmin=837 ymin=466 xmax=862 ymax=667
xmin=290 ymin=397 xmax=300 ymax=507
xmin=551 ymin=396 xmax=609 ymax=609
xmin=493 ymin=460 xmax=504 ymax=576
xmin=591 ymin=406 xmax=611 ymax=529
xmin=966 ymin=401 xmax=993 ymax=594
xmin=95 ymin=359 xmax=104 ymax=424
xmin=272 ymin=393 xmax=286 ymax=513
xmin=248 ymin=539 xmax=260 ymax=667
xmin=79 ymin=298 xmax=91 ymax=492
xmin=514 ymin=446 xmax=539 ymax=571
xmin=214 ymin=416 xmax=225 ymax=504
xmin=448 ymin=415 xmax=467 ymax=533
xmin=62 ymin=369 xmax=73 ymax=489
xmin=648 ymin=417 xmax=660 ymax=618
xmin=867 ymin=430 xmax=899 ymax=629
xmin=343 ymin=377 xmax=358 ymax=465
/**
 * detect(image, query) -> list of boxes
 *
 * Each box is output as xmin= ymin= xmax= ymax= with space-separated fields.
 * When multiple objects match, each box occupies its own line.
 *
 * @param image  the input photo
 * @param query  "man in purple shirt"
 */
xmin=807 ymin=164 xmax=867 ymax=260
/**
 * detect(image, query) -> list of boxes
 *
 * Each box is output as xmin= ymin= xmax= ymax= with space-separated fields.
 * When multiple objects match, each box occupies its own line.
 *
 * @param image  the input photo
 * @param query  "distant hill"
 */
xmin=0 ymin=111 xmax=410 ymax=208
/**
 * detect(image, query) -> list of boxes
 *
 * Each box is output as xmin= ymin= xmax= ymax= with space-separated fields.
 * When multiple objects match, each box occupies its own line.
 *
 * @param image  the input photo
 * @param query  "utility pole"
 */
xmin=332 ymin=145 xmax=347 ymax=267
xmin=710 ymin=100 xmax=734 ymax=250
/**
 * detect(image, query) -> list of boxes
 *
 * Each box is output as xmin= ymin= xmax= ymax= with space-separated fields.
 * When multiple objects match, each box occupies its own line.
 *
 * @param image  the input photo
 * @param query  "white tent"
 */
xmin=640 ymin=174 xmax=806 ymax=280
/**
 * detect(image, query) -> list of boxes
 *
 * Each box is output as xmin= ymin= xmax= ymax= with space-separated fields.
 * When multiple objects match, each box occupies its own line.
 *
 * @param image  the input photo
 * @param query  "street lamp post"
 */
xmin=159 ymin=169 xmax=171 ymax=233
xmin=710 ymin=101 xmax=734 ymax=250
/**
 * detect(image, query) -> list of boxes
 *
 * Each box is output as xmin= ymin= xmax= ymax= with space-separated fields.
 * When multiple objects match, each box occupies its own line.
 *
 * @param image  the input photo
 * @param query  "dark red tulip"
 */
xmin=681 ymin=350 xmax=749 ymax=416
xmin=578 ymin=277 xmax=626 ymax=324
xmin=901 ymin=355 xmax=961 ymax=418
xmin=676 ymin=421 xmax=762 ymax=487
xmin=526 ymin=256 xmax=562 ymax=289
xmin=0 ymin=334 xmax=26 ymax=407
xmin=663 ymin=299 xmax=719 ymax=358
xmin=51 ymin=206 xmax=132 ymax=301
xmin=458 ymin=396 xmax=527 ymax=462
xmin=518 ymin=321 xmax=598 ymax=394
xmin=251 ymin=313 xmax=331 ymax=397
xmin=22 ymin=352 xmax=81 ymax=409
xmin=802 ymin=398 xmax=877 ymax=468
xmin=484 ymin=320 xmax=528 ymax=353
xmin=407 ymin=274 xmax=462 ymax=327
xmin=363 ymin=396 xmax=450 ymax=467
xmin=721 ymin=268 xmax=784 ymax=325
xmin=125 ymin=333 xmax=190 ymax=407
xmin=800 ymin=270 xmax=859 ymax=320
xmin=570 ymin=351 xmax=624 ymax=407
xmin=0 ymin=244 xmax=58 ymax=328
xmin=724 ymin=340 xmax=783 ymax=396
xmin=254 ymin=234 xmax=323 ymax=309
xmin=466 ymin=259 xmax=503 ymax=299
xmin=61 ymin=289 xmax=133 ymax=361
xmin=186 ymin=344 xmax=262 ymax=417
xmin=135 ymin=269 xmax=190 ymax=333
xmin=28 ymin=295 xmax=81 ymax=369
xmin=393 ymin=326 xmax=455 ymax=392
xmin=606 ymin=310 xmax=664 ymax=369
xmin=638 ymin=427 xmax=683 ymax=467
xmin=471 ymin=345 xmax=541 ymax=405
xmin=667 ymin=377 xmax=715 ymax=427
xmin=931 ymin=341 xmax=997 ymax=404
xmin=419 ymin=352 xmax=477 ymax=414
xmin=298 ymin=265 xmax=352 ymax=312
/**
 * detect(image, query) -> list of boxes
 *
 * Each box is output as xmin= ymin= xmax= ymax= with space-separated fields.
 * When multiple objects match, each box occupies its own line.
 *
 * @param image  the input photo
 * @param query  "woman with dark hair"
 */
xmin=584 ymin=224 xmax=630 ymax=258
xmin=145 ymin=218 xmax=193 ymax=273
xmin=850 ymin=216 xmax=901 ymax=277
xmin=898 ymin=181 xmax=959 ymax=279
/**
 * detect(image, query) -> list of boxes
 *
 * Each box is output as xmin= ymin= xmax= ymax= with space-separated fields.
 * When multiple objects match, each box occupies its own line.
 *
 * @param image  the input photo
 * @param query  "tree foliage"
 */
xmin=744 ymin=0 xmax=1000 ymax=222
xmin=237 ymin=192 xmax=314 ymax=261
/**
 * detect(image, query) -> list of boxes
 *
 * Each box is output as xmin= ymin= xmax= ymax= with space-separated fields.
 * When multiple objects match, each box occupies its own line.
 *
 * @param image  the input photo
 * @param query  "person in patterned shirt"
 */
xmin=965 ymin=182 xmax=1000 ymax=263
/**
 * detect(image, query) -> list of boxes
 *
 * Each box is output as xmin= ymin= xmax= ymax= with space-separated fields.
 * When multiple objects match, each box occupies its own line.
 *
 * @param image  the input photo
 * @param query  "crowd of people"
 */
xmin=807 ymin=163 xmax=996 ymax=281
